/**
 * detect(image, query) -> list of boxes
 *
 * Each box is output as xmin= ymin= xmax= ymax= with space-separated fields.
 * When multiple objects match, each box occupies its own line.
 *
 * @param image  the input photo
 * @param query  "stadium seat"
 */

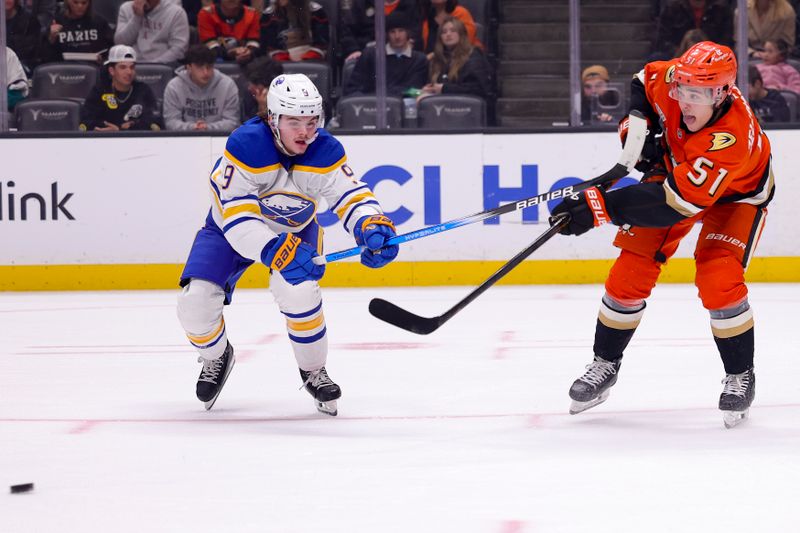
xmin=417 ymin=95 xmax=486 ymax=129
xmin=336 ymin=95 xmax=403 ymax=130
xmin=312 ymin=0 xmax=338 ymax=87
xmin=31 ymin=63 xmax=99 ymax=103
xmin=214 ymin=62 xmax=246 ymax=86
xmin=779 ymin=90 xmax=799 ymax=121
xmin=15 ymin=99 xmax=82 ymax=132
xmin=458 ymin=0 xmax=487 ymax=44
xmin=340 ymin=59 xmax=356 ymax=95
xmin=283 ymin=61 xmax=332 ymax=102
xmin=135 ymin=63 xmax=176 ymax=116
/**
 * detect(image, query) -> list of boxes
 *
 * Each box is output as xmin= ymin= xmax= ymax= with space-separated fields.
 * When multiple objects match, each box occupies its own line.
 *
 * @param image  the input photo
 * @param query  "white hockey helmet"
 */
xmin=266 ymin=73 xmax=325 ymax=147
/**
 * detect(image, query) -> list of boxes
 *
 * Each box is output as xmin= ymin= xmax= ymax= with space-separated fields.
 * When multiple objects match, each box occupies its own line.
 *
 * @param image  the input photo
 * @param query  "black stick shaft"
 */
xmin=436 ymin=217 xmax=569 ymax=327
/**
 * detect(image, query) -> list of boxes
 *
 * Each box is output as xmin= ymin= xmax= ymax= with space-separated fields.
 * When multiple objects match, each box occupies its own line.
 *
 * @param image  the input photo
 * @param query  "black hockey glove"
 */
xmin=549 ymin=186 xmax=614 ymax=236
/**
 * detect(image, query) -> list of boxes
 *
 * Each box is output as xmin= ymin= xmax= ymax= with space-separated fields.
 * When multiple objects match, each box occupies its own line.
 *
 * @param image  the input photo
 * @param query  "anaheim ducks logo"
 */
xmin=709 ymin=132 xmax=736 ymax=151
xmin=665 ymin=65 xmax=676 ymax=84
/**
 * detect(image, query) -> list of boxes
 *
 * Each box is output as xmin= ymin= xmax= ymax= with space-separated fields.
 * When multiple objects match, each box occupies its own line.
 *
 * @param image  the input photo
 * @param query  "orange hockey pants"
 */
xmin=605 ymin=203 xmax=767 ymax=311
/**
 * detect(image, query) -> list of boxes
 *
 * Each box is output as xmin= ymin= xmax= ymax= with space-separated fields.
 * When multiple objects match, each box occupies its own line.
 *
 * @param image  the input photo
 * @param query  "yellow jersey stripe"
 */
xmin=287 ymin=314 xmax=325 ymax=332
xmin=187 ymin=318 xmax=225 ymax=344
xmin=335 ymin=191 xmax=376 ymax=218
xmin=224 ymin=149 xmax=281 ymax=174
xmin=223 ymin=203 xmax=261 ymax=220
xmin=293 ymin=155 xmax=347 ymax=175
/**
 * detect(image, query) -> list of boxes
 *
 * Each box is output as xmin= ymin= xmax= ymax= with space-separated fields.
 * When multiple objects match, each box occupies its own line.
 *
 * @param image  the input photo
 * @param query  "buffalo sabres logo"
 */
xmin=665 ymin=64 xmax=676 ymax=84
xmin=259 ymin=192 xmax=316 ymax=227
xmin=709 ymin=132 xmax=736 ymax=151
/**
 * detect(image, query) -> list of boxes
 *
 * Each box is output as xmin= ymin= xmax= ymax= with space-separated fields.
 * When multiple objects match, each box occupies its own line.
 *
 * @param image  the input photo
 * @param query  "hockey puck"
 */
xmin=10 ymin=483 xmax=34 ymax=494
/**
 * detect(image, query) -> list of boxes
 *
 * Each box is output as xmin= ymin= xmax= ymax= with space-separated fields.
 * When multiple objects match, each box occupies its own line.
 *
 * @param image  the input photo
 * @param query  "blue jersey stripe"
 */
xmin=329 ymin=184 xmax=369 ymax=213
xmin=223 ymin=216 xmax=262 ymax=233
xmin=282 ymin=301 xmax=323 ymax=319
xmin=288 ymin=327 xmax=327 ymax=344
xmin=343 ymin=200 xmax=381 ymax=233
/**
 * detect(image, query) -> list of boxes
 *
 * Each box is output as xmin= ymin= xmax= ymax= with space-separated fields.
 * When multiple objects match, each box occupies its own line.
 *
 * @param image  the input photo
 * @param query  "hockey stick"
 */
xmin=366 ymin=112 xmax=649 ymax=335
xmin=369 ymin=216 xmax=569 ymax=334
xmin=313 ymin=110 xmax=648 ymax=265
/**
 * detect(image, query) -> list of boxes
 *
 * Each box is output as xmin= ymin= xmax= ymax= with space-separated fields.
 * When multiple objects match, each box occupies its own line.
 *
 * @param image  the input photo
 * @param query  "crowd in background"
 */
xmin=5 ymin=0 xmax=800 ymax=130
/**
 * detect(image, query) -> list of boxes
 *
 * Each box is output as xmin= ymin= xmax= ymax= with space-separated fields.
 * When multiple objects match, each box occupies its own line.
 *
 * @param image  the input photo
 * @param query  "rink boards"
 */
xmin=1 ymin=130 xmax=797 ymax=290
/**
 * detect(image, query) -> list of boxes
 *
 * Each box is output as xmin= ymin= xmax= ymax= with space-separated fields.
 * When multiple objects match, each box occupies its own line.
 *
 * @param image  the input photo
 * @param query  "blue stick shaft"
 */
xmin=315 ymin=168 xmax=622 ymax=265
xmin=315 ymin=111 xmax=647 ymax=265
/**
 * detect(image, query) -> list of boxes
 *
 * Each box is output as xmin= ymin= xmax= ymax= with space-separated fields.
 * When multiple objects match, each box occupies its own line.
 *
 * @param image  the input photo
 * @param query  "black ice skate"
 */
xmin=299 ymin=367 xmax=341 ymax=416
xmin=719 ymin=368 xmax=755 ymax=429
xmin=569 ymin=356 xmax=622 ymax=415
xmin=196 ymin=342 xmax=235 ymax=411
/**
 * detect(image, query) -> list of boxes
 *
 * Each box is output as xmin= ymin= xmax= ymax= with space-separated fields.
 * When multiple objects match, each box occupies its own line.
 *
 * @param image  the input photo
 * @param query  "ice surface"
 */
xmin=2 ymin=284 xmax=799 ymax=532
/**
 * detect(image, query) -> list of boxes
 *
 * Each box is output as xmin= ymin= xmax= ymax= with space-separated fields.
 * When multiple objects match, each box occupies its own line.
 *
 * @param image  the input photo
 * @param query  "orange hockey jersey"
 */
xmin=639 ymin=60 xmax=774 ymax=217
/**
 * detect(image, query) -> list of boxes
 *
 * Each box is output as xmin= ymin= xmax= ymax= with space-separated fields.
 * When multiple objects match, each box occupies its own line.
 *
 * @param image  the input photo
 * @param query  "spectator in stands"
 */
xmin=198 ymin=0 xmax=260 ymax=64
xmin=80 ymin=44 xmax=162 ymax=131
xmin=416 ymin=16 xmax=491 ymax=102
xmin=240 ymin=54 xmax=283 ymax=120
xmin=5 ymin=0 xmax=43 ymax=72
xmin=339 ymin=0 xmax=419 ymax=64
xmin=163 ymin=44 xmax=240 ymax=130
xmin=44 ymin=0 xmax=114 ymax=63
xmin=748 ymin=64 xmax=791 ymax=122
xmin=5 ymin=46 xmax=29 ymax=110
xmin=419 ymin=0 xmax=481 ymax=54
xmin=22 ymin=0 xmax=55 ymax=36
xmin=651 ymin=0 xmax=733 ymax=61
xmin=114 ymin=0 xmax=190 ymax=65
xmin=754 ymin=38 xmax=800 ymax=92
xmin=260 ymin=0 xmax=329 ymax=61
xmin=736 ymin=0 xmax=796 ymax=56
xmin=343 ymin=11 xmax=427 ymax=97
xmin=580 ymin=64 xmax=618 ymax=123
xmin=675 ymin=28 xmax=708 ymax=56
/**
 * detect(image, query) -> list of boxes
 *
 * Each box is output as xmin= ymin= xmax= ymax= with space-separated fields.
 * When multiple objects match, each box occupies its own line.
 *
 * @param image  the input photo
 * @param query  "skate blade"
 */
xmin=316 ymin=400 xmax=338 ymax=417
xmin=723 ymin=409 xmax=749 ymax=429
xmin=569 ymin=390 xmax=611 ymax=415
xmin=203 ymin=355 xmax=236 ymax=411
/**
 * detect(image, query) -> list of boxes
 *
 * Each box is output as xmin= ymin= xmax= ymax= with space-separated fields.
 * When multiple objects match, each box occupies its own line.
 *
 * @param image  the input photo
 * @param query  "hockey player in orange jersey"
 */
xmin=550 ymin=41 xmax=774 ymax=428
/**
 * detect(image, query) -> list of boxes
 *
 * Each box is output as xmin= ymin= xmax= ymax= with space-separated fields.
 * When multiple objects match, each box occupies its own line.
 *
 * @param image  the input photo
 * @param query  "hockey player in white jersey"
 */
xmin=177 ymin=74 xmax=399 ymax=416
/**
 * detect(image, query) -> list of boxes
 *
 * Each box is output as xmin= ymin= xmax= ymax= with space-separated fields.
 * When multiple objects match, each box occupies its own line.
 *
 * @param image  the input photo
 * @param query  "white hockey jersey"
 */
xmin=208 ymin=117 xmax=384 ymax=261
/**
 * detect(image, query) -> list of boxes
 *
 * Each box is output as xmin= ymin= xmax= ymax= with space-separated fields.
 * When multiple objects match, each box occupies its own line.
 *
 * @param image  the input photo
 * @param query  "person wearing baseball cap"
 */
xmin=80 ymin=44 xmax=163 ymax=131
xmin=581 ymin=64 xmax=616 ymax=123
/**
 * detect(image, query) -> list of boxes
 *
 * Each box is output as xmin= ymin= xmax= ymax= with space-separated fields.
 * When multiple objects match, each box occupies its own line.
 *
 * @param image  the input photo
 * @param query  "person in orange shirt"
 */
xmin=198 ymin=0 xmax=261 ymax=64
xmin=419 ymin=0 xmax=482 ymax=53
xmin=550 ymin=41 xmax=774 ymax=428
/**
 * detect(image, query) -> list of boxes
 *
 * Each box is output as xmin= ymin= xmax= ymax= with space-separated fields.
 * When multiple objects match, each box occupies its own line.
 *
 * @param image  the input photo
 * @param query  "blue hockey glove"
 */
xmin=354 ymin=214 xmax=399 ymax=269
xmin=261 ymin=233 xmax=325 ymax=285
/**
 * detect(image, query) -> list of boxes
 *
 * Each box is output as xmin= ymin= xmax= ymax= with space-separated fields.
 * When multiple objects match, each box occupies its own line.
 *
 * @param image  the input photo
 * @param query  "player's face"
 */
xmin=109 ymin=62 xmax=136 ymax=89
xmin=440 ymin=22 xmax=460 ymax=49
xmin=278 ymin=115 xmax=320 ymax=155
xmin=187 ymin=63 xmax=215 ymax=87
xmin=678 ymin=99 xmax=714 ymax=132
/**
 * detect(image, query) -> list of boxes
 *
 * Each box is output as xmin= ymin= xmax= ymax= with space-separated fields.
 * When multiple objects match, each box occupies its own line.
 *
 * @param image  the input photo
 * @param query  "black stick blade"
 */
xmin=368 ymin=298 xmax=443 ymax=335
